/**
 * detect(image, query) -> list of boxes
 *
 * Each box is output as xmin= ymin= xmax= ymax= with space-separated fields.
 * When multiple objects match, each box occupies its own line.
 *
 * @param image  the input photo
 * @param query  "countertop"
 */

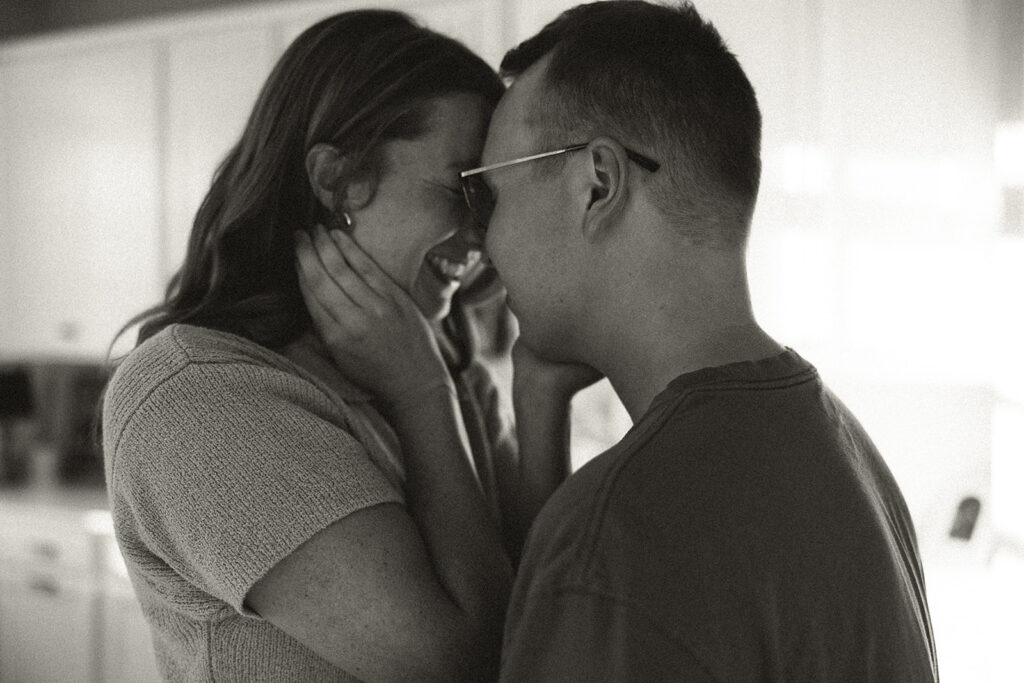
xmin=0 ymin=483 xmax=112 ymax=535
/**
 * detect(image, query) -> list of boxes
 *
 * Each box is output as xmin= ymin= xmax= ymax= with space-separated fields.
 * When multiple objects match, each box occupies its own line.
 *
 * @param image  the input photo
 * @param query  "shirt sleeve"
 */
xmin=500 ymin=585 xmax=720 ymax=682
xmin=110 ymin=360 xmax=403 ymax=614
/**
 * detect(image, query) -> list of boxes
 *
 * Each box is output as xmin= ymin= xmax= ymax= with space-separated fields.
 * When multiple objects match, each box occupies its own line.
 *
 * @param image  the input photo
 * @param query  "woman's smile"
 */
xmin=425 ymin=249 xmax=482 ymax=285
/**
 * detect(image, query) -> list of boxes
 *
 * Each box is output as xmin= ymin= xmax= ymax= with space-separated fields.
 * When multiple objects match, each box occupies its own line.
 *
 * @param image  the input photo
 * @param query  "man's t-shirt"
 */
xmin=501 ymin=350 xmax=938 ymax=682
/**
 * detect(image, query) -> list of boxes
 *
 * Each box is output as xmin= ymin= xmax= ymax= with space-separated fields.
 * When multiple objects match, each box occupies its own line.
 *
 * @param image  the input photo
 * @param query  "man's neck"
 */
xmin=579 ymin=220 xmax=782 ymax=421
xmin=601 ymin=319 xmax=784 ymax=423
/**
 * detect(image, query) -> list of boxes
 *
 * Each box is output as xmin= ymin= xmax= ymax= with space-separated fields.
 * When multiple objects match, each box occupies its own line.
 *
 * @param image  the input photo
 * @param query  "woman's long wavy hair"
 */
xmin=122 ymin=10 xmax=504 ymax=353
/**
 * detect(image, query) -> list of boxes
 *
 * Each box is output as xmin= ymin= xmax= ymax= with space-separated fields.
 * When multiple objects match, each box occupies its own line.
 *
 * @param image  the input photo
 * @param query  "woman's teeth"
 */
xmin=426 ymin=251 xmax=481 ymax=282
xmin=427 ymin=254 xmax=468 ymax=281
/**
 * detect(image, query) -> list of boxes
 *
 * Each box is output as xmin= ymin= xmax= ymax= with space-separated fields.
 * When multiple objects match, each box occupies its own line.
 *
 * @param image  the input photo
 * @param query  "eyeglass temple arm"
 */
xmin=461 ymin=144 xmax=659 ymax=178
xmin=625 ymin=149 xmax=660 ymax=173
xmin=459 ymin=145 xmax=586 ymax=178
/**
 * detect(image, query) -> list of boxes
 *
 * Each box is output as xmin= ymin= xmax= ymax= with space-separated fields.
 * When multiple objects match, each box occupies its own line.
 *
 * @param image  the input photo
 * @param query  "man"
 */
xmin=458 ymin=1 xmax=939 ymax=680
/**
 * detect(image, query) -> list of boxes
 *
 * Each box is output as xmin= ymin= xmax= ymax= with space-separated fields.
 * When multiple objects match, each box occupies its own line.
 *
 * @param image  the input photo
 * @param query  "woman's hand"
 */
xmin=295 ymin=225 xmax=451 ymax=406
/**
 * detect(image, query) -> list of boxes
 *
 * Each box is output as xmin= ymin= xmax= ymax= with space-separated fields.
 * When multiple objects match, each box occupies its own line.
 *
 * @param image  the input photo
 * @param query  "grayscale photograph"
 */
xmin=0 ymin=0 xmax=1021 ymax=681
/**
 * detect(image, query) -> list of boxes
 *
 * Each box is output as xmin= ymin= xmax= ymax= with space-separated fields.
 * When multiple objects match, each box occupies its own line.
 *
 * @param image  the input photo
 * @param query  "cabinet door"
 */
xmin=409 ymin=0 xmax=504 ymax=68
xmin=163 ymin=24 xmax=280 ymax=281
xmin=0 ymin=65 xmax=13 ymax=348
xmin=280 ymin=0 xmax=504 ymax=68
xmin=0 ymin=565 xmax=95 ymax=683
xmin=100 ymin=581 xmax=162 ymax=683
xmin=0 ymin=41 xmax=163 ymax=360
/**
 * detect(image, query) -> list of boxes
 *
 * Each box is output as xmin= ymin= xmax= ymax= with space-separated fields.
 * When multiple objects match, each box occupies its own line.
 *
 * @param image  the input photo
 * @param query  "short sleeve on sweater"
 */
xmin=109 ymin=359 xmax=403 ymax=615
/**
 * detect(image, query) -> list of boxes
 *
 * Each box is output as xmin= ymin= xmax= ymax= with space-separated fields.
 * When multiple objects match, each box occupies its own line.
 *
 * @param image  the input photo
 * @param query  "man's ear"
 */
xmin=305 ymin=143 xmax=374 ymax=214
xmin=580 ymin=137 xmax=630 ymax=240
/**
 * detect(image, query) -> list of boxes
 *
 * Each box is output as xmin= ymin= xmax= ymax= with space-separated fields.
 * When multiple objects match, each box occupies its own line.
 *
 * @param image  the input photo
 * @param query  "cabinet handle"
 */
xmin=27 ymin=576 xmax=60 ymax=596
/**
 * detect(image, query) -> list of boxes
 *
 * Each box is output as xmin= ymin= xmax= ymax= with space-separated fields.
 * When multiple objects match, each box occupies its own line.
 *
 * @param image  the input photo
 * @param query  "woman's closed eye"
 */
xmin=428 ymin=179 xmax=462 ymax=197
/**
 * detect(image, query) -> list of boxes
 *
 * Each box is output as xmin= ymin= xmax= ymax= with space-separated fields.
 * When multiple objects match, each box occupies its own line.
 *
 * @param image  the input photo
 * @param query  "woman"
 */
xmin=102 ymin=10 xmax=594 ymax=681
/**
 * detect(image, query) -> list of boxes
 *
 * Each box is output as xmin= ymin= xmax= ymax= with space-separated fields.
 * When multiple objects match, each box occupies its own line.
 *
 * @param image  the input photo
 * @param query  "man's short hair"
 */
xmin=501 ymin=1 xmax=761 ymax=248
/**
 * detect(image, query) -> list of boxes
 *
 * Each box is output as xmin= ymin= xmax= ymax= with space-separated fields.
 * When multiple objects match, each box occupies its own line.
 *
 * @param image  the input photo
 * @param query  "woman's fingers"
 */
xmin=297 ymin=262 xmax=343 ymax=329
xmin=308 ymin=225 xmax=381 ymax=306
xmin=294 ymin=226 xmax=447 ymax=403
xmin=325 ymin=226 xmax=407 ymax=300
xmin=295 ymin=230 xmax=359 ymax=317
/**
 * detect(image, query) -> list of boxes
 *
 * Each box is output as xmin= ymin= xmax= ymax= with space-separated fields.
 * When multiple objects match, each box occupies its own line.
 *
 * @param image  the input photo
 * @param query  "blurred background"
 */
xmin=0 ymin=0 xmax=1021 ymax=680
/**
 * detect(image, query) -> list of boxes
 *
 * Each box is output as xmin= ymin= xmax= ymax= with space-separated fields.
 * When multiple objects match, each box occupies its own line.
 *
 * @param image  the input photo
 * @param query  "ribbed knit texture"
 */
xmin=102 ymin=324 xmax=409 ymax=682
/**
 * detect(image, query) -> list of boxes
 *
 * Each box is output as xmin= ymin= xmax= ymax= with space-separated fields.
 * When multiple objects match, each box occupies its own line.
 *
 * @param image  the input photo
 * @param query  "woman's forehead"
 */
xmin=390 ymin=95 xmax=491 ymax=170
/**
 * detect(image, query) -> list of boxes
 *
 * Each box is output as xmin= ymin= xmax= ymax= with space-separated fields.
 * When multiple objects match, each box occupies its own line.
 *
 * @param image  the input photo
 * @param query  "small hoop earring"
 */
xmin=330 ymin=211 xmax=353 ymax=231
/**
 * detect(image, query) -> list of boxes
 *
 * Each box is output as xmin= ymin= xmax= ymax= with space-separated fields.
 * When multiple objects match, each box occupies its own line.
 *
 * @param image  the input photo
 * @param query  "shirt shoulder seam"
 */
xmin=530 ymin=581 xmax=725 ymax=682
xmin=108 ymin=331 xmax=194 ymax=473
xmin=108 ymin=330 xmax=320 ymax=474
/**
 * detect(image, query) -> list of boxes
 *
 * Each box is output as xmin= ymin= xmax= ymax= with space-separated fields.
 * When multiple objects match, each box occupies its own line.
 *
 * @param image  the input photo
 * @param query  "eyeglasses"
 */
xmin=459 ymin=143 xmax=660 ymax=233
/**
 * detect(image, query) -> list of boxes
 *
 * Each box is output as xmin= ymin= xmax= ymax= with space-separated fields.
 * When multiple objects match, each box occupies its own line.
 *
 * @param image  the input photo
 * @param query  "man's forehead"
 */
xmin=483 ymin=56 xmax=552 ymax=162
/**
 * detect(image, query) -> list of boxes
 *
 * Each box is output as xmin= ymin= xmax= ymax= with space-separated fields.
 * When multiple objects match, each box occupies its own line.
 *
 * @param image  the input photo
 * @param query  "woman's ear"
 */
xmin=305 ymin=143 xmax=375 ymax=214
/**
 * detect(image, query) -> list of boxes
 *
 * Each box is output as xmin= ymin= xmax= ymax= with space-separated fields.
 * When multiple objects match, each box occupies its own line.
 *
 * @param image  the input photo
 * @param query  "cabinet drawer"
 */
xmin=0 ymin=560 xmax=96 ymax=601
xmin=0 ymin=563 xmax=96 ymax=683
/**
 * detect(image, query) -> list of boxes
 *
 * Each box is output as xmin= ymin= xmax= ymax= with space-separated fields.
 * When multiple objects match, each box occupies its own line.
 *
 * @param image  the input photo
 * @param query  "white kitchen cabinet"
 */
xmin=0 ymin=492 xmax=160 ymax=683
xmin=0 ymin=39 xmax=163 ymax=361
xmin=99 ymin=589 xmax=162 ymax=683
xmin=0 ymin=64 xmax=13 ymax=348
xmin=280 ymin=0 xmax=504 ymax=68
xmin=0 ymin=564 xmax=96 ymax=683
xmin=410 ymin=0 xmax=504 ymax=67
xmin=163 ymin=22 xmax=281 ymax=281
xmin=0 ymin=501 xmax=103 ymax=683
xmin=98 ymin=549 xmax=161 ymax=683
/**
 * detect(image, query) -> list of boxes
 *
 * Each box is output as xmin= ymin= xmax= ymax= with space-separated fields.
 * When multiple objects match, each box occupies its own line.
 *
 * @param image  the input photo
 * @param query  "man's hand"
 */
xmin=511 ymin=339 xmax=603 ymax=403
xmin=500 ymin=339 xmax=603 ymax=560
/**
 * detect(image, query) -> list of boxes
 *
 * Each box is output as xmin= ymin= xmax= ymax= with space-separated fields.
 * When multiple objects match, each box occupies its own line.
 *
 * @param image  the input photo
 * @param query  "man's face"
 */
xmin=480 ymin=59 xmax=585 ymax=358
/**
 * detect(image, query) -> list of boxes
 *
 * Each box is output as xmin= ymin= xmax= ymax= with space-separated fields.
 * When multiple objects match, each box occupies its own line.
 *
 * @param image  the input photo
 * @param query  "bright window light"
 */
xmin=995 ymin=121 xmax=1024 ymax=189
xmin=845 ymin=154 xmax=980 ymax=210
xmin=85 ymin=508 xmax=114 ymax=535
xmin=776 ymin=143 xmax=829 ymax=196
xmin=992 ymin=402 xmax=1024 ymax=542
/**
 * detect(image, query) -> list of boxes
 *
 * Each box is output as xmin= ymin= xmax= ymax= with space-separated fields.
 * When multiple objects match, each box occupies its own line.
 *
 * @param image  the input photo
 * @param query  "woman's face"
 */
xmin=346 ymin=93 xmax=491 ymax=322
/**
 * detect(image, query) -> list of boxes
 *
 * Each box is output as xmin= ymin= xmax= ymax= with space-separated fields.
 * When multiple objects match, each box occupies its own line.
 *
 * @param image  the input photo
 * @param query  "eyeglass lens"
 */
xmin=461 ymin=175 xmax=494 ymax=234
